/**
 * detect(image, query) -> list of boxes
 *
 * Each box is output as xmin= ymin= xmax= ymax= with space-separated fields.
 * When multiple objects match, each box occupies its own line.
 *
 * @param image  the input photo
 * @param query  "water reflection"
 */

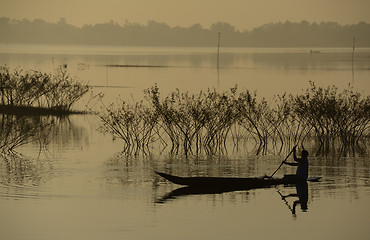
xmin=278 ymin=181 xmax=308 ymax=217
xmin=0 ymin=114 xmax=57 ymax=194
xmin=308 ymin=138 xmax=369 ymax=157
xmin=0 ymin=113 xmax=88 ymax=154
xmin=156 ymin=183 xmax=276 ymax=204
xmin=0 ymin=152 xmax=53 ymax=188
xmin=0 ymin=114 xmax=54 ymax=153
xmin=46 ymin=115 xmax=91 ymax=149
xmin=0 ymin=114 xmax=92 ymax=189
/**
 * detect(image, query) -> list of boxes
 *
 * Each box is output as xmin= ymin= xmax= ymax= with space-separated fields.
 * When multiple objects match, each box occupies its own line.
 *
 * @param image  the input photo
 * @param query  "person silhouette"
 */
xmin=282 ymin=146 xmax=309 ymax=180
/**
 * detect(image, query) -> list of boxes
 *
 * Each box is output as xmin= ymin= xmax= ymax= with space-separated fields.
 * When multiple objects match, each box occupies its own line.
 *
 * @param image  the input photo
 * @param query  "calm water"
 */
xmin=0 ymin=44 xmax=370 ymax=240
xmin=1 ymin=44 xmax=370 ymax=101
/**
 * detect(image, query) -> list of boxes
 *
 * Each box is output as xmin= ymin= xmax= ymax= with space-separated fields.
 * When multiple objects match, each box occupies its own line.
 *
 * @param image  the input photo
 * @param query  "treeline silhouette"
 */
xmin=1 ymin=17 xmax=370 ymax=47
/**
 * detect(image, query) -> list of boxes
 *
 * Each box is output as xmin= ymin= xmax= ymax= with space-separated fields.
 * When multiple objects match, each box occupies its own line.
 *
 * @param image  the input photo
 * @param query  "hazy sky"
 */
xmin=1 ymin=0 xmax=370 ymax=30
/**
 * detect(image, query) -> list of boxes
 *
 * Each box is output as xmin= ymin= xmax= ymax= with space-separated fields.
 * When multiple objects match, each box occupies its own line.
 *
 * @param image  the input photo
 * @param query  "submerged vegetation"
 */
xmin=0 ymin=65 xmax=90 ymax=114
xmin=100 ymin=83 xmax=370 ymax=155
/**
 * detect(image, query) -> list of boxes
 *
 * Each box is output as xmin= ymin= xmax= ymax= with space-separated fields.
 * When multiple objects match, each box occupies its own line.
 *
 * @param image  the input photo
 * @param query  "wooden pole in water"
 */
xmin=217 ymin=32 xmax=221 ymax=87
xmin=352 ymin=36 xmax=355 ymax=83
xmin=106 ymin=64 xmax=109 ymax=87
xmin=217 ymin=32 xmax=221 ymax=69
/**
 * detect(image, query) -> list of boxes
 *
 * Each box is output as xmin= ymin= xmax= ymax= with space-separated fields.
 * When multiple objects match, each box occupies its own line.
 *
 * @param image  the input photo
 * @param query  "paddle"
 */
xmin=268 ymin=146 xmax=296 ymax=178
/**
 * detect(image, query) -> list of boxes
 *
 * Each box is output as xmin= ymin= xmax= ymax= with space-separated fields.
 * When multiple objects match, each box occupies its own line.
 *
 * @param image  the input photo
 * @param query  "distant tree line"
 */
xmin=1 ymin=17 xmax=370 ymax=47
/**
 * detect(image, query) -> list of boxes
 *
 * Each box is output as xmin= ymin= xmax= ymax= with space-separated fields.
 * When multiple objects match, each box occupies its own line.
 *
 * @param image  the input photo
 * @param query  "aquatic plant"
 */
xmin=145 ymin=85 xmax=240 ymax=155
xmin=0 ymin=65 xmax=90 ymax=113
xmin=200 ymin=87 xmax=238 ymax=154
xmin=43 ymin=67 xmax=90 ymax=111
xmin=293 ymin=82 xmax=370 ymax=147
xmin=100 ymin=83 xmax=370 ymax=155
xmin=99 ymin=100 xmax=158 ymax=155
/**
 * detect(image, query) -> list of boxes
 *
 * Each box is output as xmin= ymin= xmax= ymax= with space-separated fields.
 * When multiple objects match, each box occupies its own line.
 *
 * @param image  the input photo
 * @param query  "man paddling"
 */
xmin=282 ymin=146 xmax=309 ymax=180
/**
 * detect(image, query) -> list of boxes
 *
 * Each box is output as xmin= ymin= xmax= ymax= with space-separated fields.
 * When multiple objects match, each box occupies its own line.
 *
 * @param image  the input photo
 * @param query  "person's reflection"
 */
xmin=279 ymin=181 xmax=308 ymax=216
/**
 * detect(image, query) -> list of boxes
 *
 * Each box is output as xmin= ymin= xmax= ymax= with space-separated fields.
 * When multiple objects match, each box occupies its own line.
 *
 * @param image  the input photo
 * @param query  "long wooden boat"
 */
xmin=155 ymin=171 xmax=321 ymax=188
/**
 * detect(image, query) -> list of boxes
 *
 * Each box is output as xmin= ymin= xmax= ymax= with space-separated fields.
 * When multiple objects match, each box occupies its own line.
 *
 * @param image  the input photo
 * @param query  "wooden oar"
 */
xmin=269 ymin=146 xmax=296 ymax=178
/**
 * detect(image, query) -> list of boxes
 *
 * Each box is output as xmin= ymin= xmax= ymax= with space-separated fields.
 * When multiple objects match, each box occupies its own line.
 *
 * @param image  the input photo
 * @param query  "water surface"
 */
xmin=1 ymin=44 xmax=369 ymax=101
xmin=0 ymin=45 xmax=369 ymax=240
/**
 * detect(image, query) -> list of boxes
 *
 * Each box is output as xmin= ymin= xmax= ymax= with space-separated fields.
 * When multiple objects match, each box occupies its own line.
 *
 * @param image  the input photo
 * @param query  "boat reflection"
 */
xmin=157 ymin=179 xmax=311 ymax=217
xmin=156 ymin=182 xmax=295 ymax=203
xmin=156 ymin=185 xmax=259 ymax=204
